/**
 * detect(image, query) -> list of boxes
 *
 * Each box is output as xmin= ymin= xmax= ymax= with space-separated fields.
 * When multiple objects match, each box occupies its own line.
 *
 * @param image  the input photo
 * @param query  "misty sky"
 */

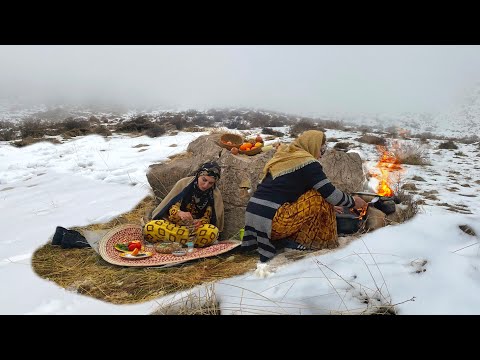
xmin=1 ymin=45 xmax=480 ymax=115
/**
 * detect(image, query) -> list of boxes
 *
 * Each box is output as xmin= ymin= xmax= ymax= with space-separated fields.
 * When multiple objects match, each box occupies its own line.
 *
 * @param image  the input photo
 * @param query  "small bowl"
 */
xmin=155 ymin=242 xmax=182 ymax=254
xmin=172 ymin=250 xmax=187 ymax=257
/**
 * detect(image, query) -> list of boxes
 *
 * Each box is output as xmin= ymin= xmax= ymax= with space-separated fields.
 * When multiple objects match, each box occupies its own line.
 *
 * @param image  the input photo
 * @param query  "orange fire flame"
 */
xmin=350 ymin=205 xmax=368 ymax=220
xmin=370 ymin=145 xmax=403 ymax=197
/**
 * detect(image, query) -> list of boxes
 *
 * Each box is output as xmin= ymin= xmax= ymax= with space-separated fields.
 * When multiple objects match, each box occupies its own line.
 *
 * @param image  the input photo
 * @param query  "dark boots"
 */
xmin=51 ymin=226 xmax=90 ymax=249
xmin=52 ymin=226 xmax=68 ymax=246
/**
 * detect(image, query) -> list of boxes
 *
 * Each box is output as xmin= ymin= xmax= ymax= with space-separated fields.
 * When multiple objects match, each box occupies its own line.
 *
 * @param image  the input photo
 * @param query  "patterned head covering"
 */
xmin=261 ymin=130 xmax=326 ymax=180
xmin=195 ymin=161 xmax=221 ymax=181
xmin=179 ymin=161 xmax=221 ymax=217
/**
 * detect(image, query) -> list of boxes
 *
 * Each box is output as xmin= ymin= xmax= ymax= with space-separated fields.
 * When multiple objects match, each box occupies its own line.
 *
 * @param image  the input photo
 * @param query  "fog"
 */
xmin=1 ymin=45 xmax=480 ymax=116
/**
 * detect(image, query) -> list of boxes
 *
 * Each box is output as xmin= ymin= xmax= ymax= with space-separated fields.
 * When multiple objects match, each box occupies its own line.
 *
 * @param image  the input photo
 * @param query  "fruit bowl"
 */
xmin=217 ymin=133 xmax=243 ymax=150
xmin=239 ymin=145 xmax=263 ymax=156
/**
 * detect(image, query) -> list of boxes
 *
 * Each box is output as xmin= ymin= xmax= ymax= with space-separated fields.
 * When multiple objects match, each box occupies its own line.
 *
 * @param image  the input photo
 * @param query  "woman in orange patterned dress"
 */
xmin=241 ymin=130 xmax=367 ymax=262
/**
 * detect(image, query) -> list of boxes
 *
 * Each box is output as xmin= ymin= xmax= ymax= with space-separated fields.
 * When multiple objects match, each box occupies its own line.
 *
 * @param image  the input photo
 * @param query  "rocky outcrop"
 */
xmin=319 ymin=151 xmax=365 ymax=193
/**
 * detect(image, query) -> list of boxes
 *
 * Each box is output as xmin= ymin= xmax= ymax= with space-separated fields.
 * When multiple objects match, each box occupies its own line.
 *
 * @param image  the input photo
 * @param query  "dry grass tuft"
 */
xmin=152 ymin=283 xmax=221 ymax=315
xmin=357 ymin=135 xmax=386 ymax=145
xmin=11 ymin=137 xmax=61 ymax=147
xmin=31 ymin=196 xmax=258 ymax=305
xmin=393 ymin=142 xmax=430 ymax=165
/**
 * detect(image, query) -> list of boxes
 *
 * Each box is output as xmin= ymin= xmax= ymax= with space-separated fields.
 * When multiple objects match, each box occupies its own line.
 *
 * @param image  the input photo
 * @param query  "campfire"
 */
xmin=350 ymin=144 xmax=404 ymax=218
xmin=370 ymin=145 xmax=403 ymax=197
xmin=337 ymin=143 xmax=405 ymax=235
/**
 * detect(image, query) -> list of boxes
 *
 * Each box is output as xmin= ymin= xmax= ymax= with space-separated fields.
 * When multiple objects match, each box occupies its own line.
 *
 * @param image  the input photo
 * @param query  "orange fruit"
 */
xmin=230 ymin=147 xmax=239 ymax=155
xmin=254 ymin=142 xmax=263 ymax=148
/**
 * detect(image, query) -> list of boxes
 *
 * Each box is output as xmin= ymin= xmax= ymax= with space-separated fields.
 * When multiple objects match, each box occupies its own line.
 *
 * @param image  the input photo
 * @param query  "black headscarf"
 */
xmin=180 ymin=161 xmax=221 ymax=217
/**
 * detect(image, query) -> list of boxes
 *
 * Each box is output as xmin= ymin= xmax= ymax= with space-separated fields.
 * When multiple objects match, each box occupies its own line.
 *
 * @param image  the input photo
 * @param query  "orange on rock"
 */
xmin=230 ymin=147 xmax=239 ymax=155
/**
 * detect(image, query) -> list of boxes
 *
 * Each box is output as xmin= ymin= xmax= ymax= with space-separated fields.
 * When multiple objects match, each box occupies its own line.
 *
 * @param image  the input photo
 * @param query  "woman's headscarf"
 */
xmin=194 ymin=161 xmax=221 ymax=183
xmin=181 ymin=161 xmax=221 ymax=215
xmin=261 ymin=130 xmax=326 ymax=180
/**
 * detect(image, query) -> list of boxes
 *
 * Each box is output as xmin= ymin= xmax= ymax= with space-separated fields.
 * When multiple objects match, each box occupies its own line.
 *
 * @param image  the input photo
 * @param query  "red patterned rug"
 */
xmin=98 ymin=224 xmax=241 ymax=267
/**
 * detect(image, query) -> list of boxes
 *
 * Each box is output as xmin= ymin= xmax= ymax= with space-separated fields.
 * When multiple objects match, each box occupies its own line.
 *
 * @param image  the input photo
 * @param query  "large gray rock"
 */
xmin=215 ymin=146 xmax=275 ymax=239
xmin=366 ymin=206 xmax=386 ymax=231
xmin=319 ymin=150 xmax=365 ymax=193
xmin=146 ymin=153 xmax=195 ymax=201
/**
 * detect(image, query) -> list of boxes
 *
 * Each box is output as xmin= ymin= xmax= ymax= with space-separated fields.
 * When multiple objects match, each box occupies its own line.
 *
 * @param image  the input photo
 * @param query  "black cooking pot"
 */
xmin=374 ymin=199 xmax=396 ymax=215
xmin=336 ymin=212 xmax=363 ymax=234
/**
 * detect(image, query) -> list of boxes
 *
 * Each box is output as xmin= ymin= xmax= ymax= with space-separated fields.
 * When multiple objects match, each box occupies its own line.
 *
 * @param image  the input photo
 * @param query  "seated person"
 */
xmin=143 ymin=161 xmax=224 ymax=248
xmin=241 ymin=130 xmax=367 ymax=262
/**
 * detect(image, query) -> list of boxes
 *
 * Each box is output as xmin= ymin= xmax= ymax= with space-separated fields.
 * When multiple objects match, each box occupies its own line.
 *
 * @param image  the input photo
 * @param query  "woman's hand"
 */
xmin=353 ymin=195 xmax=368 ymax=210
xmin=177 ymin=211 xmax=194 ymax=222
xmin=334 ymin=206 xmax=344 ymax=214
xmin=193 ymin=219 xmax=202 ymax=229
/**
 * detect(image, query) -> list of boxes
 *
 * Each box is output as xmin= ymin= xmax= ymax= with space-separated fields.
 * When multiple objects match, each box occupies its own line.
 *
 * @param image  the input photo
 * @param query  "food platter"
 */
xmin=119 ymin=252 xmax=153 ymax=260
xmin=114 ymin=243 xmax=144 ymax=253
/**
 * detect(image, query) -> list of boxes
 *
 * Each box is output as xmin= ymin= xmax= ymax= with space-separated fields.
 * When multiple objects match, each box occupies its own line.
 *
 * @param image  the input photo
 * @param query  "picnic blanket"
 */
xmin=98 ymin=224 xmax=241 ymax=267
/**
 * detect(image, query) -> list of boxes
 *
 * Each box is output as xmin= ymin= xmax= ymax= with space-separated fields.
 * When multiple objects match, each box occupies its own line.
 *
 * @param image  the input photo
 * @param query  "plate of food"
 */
xmin=154 ymin=242 xmax=182 ymax=254
xmin=114 ymin=241 xmax=143 ymax=253
xmin=120 ymin=251 xmax=153 ymax=260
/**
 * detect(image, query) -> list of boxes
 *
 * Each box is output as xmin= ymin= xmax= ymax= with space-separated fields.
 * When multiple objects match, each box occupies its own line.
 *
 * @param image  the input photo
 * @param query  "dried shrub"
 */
xmin=394 ymin=143 xmax=430 ymax=165
xmin=290 ymin=118 xmax=323 ymax=137
xmin=92 ymin=125 xmax=112 ymax=136
xmin=457 ymin=134 xmax=479 ymax=144
xmin=145 ymin=124 xmax=166 ymax=137
xmin=0 ymin=120 xmax=17 ymax=141
xmin=358 ymin=125 xmax=374 ymax=135
xmin=62 ymin=117 xmax=90 ymax=131
xmin=170 ymin=114 xmax=188 ymax=130
xmin=116 ymin=115 xmax=155 ymax=133
xmin=438 ymin=140 xmax=458 ymax=150
xmin=333 ymin=142 xmax=351 ymax=151
xmin=262 ymin=127 xmax=284 ymax=137
xmin=184 ymin=126 xmax=207 ymax=132
xmin=317 ymin=119 xmax=346 ymax=131
xmin=267 ymin=115 xmax=289 ymax=127
xmin=246 ymin=112 xmax=271 ymax=128
xmin=12 ymin=136 xmax=61 ymax=147
xmin=191 ymin=114 xmax=214 ymax=127
xmin=0 ymin=128 xmax=16 ymax=141
xmin=357 ymin=135 xmax=386 ymax=145
xmin=225 ymin=118 xmax=249 ymax=130
xmin=388 ymin=189 xmax=419 ymax=224
xmin=89 ymin=116 xmax=100 ymax=124
xmin=19 ymin=119 xmax=49 ymax=138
